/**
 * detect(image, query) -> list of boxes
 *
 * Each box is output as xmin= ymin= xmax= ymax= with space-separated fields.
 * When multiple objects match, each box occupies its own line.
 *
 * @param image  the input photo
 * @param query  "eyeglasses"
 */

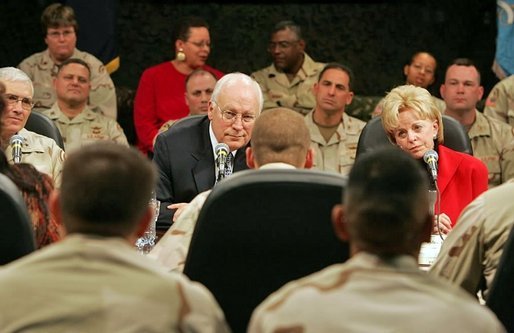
xmin=5 ymin=94 xmax=34 ymax=110
xmin=47 ymin=29 xmax=75 ymax=39
xmin=187 ymin=40 xmax=211 ymax=49
xmin=214 ymin=103 xmax=256 ymax=125
xmin=267 ymin=40 xmax=299 ymax=51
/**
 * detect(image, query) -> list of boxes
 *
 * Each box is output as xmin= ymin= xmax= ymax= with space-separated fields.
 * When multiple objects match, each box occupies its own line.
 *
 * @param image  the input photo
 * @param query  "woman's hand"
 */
xmin=433 ymin=213 xmax=452 ymax=235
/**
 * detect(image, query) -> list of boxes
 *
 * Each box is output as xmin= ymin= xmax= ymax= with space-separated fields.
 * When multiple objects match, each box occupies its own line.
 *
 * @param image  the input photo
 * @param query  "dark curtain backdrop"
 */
xmin=0 ymin=0 xmax=498 ymax=97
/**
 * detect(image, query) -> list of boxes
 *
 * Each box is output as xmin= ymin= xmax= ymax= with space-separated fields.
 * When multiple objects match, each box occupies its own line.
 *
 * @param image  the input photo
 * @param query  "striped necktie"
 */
xmin=225 ymin=152 xmax=234 ymax=177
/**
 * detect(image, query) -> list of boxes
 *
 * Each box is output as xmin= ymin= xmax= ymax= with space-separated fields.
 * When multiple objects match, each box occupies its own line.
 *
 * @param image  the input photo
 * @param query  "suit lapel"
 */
xmin=192 ymin=119 xmax=216 ymax=193
xmin=234 ymin=144 xmax=250 ymax=172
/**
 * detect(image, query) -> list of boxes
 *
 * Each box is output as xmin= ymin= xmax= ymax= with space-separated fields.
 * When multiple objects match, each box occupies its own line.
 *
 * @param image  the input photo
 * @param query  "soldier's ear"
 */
xmin=246 ymin=147 xmax=256 ymax=169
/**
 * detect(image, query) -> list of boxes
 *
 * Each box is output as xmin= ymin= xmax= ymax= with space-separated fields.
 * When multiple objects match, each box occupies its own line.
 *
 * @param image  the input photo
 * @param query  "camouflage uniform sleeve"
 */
xmin=175 ymin=274 xmax=231 ymax=333
xmin=484 ymin=80 xmax=510 ymax=123
xmin=87 ymin=56 xmax=117 ymax=120
xmin=110 ymin=120 xmax=129 ymax=147
xmin=429 ymin=196 xmax=485 ymax=296
xmin=18 ymin=56 xmax=35 ymax=79
xmin=148 ymin=191 xmax=210 ymax=272
xmin=500 ymin=127 xmax=514 ymax=184
xmin=251 ymin=69 xmax=277 ymax=111
xmin=50 ymin=142 xmax=66 ymax=189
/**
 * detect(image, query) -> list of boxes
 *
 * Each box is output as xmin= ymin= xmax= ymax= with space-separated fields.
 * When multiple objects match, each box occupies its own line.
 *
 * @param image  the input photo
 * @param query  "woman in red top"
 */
xmin=134 ymin=16 xmax=223 ymax=156
xmin=381 ymin=85 xmax=488 ymax=234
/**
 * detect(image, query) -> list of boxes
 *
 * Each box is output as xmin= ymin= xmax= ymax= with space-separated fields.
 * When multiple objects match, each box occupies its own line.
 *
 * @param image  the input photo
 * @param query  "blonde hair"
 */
xmin=381 ymin=85 xmax=443 ymax=144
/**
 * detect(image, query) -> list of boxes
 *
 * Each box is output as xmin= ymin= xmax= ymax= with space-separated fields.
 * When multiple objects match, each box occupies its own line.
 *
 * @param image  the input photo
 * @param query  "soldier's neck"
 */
xmin=58 ymin=100 xmax=86 ymax=120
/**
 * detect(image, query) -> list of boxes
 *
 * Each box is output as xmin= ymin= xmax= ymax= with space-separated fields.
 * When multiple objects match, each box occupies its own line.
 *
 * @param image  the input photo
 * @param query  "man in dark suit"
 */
xmin=153 ymin=72 xmax=263 ymax=231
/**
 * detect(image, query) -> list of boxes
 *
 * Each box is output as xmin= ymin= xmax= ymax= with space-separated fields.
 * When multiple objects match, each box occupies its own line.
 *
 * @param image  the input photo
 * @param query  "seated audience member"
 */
xmin=156 ymin=69 xmax=218 ymax=138
xmin=5 ymin=163 xmax=63 ymax=249
xmin=134 ymin=16 xmax=223 ymax=157
xmin=153 ymin=72 xmax=262 ymax=232
xmin=373 ymin=51 xmax=445 ymax=117
xmin=0 ymin=67 xmax=65 ymax=187
xmin=42 ymin=58 xmax=128 ymax=152
xmin=18 ymin=3 xmax=116 ymax=119
xmin=0 ymin=142 xmax=230 ymax=332
xmin=484 ymin=74 xmax=514 ymax=127
xmin=441 ymin=58 xmax=514 ymax=187
xmin=430 ymin=179 xmax=514 ymax=300
xmin=149 ymin=107 xmax=314 ymax=271
xmin=381 ymin=85 xmax=488 ymax=230
xmin=252 ymin=20 xmax=324 ymax=115
xmin=0 ymin=82 xmax=10 ymax=170
xmin=248 ymin=147 xmax=505 ymax=333
xmin=305 ymin=62 xmax=366 ymax=175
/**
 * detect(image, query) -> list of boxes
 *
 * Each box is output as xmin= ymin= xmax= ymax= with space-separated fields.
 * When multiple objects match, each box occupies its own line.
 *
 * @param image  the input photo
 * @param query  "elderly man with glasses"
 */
xmin=251 ymin=20 xmax=324 ymax=115
xmin=0 ymin=67 xmax=65 ymax=187
xmin=152 ymin=72 xmax=263 ymax=233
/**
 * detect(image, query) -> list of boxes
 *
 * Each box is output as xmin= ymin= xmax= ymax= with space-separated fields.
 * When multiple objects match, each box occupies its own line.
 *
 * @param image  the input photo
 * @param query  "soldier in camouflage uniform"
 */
xmin=484 ymin=74 xmax=514 ymax=127
xmin=43 ymin=58 xmax=127 ymax=152
xmin=441 ymin=58 xmax=514 ymax=187
xmin=430 ymin=179 xmax=514 ymax=301
xmin=18 ymin=3 xmax=117 ymax=119
xmin=305 ymin=63 xmax=366 ymax=176
xmin=0 ymin=143 xmax=230 ymax=333
xmin=248 ymin=147 xmax=505 ymax=333
xmin=251 ymin=21 xmax=324 ymax=115
xmin=1 ymin=67 xmax=64 ymax=187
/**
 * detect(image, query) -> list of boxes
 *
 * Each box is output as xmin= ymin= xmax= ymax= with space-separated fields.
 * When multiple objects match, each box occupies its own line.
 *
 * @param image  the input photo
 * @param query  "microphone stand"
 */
xmin=432 ymin=181 xmax=444 ymax=241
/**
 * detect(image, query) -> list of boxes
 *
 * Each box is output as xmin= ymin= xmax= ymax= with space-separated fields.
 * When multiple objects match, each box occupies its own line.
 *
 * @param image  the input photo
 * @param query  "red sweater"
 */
xmin=134 ymin=61 xmax=223 ymax=155
xmin=436 ymin=145 xmax=489 ymax=226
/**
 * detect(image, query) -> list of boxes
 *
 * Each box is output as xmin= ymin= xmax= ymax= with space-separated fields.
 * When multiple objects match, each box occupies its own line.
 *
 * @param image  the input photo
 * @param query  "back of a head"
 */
xmin=346 ymin=147 xmax=430 ymax=256
xmin=8 ymin=163 xmax=55 ymax=247
xmin=60 ymin=143 xmax=156 ymax=237
xmin=252 ymin=108 xmax=310 ymax=167
xmin=211 ymin=72 xmax=264 ymax=112
xmin=41 ymin=3 xmax=78 ymax=33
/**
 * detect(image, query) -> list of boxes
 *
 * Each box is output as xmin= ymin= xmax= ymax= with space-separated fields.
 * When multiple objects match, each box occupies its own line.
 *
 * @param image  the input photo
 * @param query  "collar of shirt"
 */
xmin=468 ymin=109 xmax=492 ymax=139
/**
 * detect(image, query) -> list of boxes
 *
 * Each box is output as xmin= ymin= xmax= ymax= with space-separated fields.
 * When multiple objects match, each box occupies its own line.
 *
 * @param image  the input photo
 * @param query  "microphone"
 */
xmin=215 ymin=143 xmax=230 ymax=182
xmin=423 ymin=149 xmax=438 ymax=182
xmin=10 ymin=134 xmax=24 ymax=164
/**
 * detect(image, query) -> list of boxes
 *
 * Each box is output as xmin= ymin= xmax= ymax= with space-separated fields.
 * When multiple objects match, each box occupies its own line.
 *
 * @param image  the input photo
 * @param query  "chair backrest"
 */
xmin=0 ymin=174 xmax=36 ymax=265
xmin=25 ymin=111 xmax=65 ymax=150
xmin=486 ymin=223 xmax=514 ymax=332
xmin=183 ymin=169 xmax=350 ymax=333
xmin=356 ymin=115 xmax=473 ymax=157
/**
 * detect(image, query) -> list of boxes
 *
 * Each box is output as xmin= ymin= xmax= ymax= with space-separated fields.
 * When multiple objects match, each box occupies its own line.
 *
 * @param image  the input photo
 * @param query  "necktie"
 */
xmin=225 ymin=153 xmax=233 ymax=177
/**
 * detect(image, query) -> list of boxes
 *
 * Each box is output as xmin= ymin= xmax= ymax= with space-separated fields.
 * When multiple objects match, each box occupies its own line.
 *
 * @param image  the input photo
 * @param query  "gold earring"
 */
xmin=176 ymin=48 xmax=186 ymax=62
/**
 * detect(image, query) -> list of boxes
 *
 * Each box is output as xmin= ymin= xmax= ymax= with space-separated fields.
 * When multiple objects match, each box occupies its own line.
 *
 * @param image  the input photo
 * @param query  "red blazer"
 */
xmin=436 ymin=145 xmax=489 ymax=226
xmin=134 ymin=61 xmax=224 ymax=155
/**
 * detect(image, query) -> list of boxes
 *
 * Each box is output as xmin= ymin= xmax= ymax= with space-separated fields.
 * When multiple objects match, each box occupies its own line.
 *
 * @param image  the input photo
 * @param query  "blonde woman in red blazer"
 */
xmin=381 ymin=85 xmax=488 ymax=234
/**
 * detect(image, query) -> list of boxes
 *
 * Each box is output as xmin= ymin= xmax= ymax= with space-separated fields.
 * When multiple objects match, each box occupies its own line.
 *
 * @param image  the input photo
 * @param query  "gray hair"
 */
xmin=0 ymin=67 xmax=34 ymax=96
xmin=211 ymin=72 xmax=263 ymax=112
